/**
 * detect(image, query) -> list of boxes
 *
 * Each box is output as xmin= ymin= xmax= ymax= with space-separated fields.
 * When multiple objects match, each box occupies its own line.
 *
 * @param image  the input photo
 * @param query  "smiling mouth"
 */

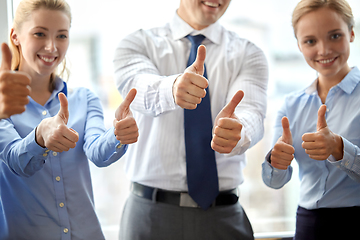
xmin=317 ymin=57 xmax=337 ymax=64
xmin=202 ymin=1 xmax=220 ymax=8
xmin=38 ymin=55 xmax=57 ymax=63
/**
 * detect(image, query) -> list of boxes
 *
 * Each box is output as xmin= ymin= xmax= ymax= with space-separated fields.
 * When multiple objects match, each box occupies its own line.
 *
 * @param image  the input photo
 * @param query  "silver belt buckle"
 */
xmin=180 ymin=193 xmax=199 ymax=208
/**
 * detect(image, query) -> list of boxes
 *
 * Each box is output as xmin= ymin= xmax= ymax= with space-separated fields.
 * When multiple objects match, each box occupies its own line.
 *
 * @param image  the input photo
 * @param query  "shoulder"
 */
xmin=224 ymin=29 xmax=264 ymax=54
xmin=117 ymin=23 xmax=172 ymax=48
xmin=67 ymin=87 xmax=99 ymax=102
xmin=282 ymin=87 xmax=310 ymax=108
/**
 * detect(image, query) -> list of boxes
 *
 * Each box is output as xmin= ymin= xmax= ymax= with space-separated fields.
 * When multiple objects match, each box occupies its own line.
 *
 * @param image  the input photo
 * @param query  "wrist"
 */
xmin=35 ymin=126 xmax=45 ymax=148
xmin=332 ymin=134 xmax=344 ymax=161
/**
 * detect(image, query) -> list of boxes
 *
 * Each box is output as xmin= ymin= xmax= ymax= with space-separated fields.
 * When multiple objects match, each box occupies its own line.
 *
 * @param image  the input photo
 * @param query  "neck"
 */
xmin=317 ymin=67 xmax=351 ymax=103
xmin=29 ymin=74 xmax=53 ymax=106
xmin=176 ymin=9 xmax=208 ymax=30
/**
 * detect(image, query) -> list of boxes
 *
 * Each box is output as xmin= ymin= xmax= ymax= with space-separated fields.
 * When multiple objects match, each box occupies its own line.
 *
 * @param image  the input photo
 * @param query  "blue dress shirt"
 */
xmin=262 ymin=67 xmax=360 ymax=210
xmin=0 ymin=77 xmax=127 ymax=240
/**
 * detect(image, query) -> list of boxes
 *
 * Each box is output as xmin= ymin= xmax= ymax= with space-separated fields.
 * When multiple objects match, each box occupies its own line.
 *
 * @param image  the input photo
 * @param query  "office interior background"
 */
xmin=1 ymin=0 xmax=360 ymax=239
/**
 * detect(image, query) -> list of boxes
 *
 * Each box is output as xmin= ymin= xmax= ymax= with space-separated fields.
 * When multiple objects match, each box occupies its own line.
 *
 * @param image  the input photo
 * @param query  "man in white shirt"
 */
xmin=113 ymin=0 xmax=268 ymax=239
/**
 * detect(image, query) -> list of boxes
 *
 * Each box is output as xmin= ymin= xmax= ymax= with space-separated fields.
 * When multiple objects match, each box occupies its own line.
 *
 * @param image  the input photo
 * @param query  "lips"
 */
xmin=317 ymin=57 xmax=337 ymax=64
xmin=202 ymin=1 xmax=220 ymax=8
xmin=38 ymin=55 xmax=57 ymax=64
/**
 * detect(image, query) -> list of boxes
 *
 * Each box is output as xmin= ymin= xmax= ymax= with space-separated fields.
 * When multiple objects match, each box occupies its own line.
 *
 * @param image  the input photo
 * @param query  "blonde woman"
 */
xmin=0 ymin=0 xmax=138 ymax=239
xmin=262 ymin=0 xmax=360 ymax=239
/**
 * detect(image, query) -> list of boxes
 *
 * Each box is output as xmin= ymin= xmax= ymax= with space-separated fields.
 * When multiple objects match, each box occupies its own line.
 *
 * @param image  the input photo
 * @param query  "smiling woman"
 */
xmin=262 ymin=1 xmax=360 ymax=239
xmin=11 ymin=8 xmax=70 ymax=103
xmin=3 ymin=0 xmax=360 ymax=239
xmin=0 ymin=0 xmax=138 ymax=239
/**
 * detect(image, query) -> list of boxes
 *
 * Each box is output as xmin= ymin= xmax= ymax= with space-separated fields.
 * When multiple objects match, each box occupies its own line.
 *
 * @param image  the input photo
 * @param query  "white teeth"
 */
xmin=203 ymin=2 xmax=219 ymax=7
xmin=40 ymin=56 xmax=55 ymax=63
xmin=318 ymin=58 xmax=335 ymax=64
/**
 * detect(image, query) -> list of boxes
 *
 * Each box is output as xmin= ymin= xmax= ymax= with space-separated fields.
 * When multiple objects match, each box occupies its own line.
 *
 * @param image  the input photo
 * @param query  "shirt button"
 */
xmin=326 ymin=108 xmax=330 ymax=112
xmin=63 ymin=228 xmax=69 ymax=233
xmin=42 ymin=110 xmax=47 ymax=116
xmin=117 ymin=143 xmax=123 ymax=149
xmin=59 ymin=202 xmax=64 ymax=208
xmin=56 ymin=176 xmax=61 ymax=182
xmin=42 ymin=153 xmax=48 ymax=157
xmin=52 ymin=152 xmax=58 ymax=156
xmin=45 ymin=149 xmax=50 ymax=153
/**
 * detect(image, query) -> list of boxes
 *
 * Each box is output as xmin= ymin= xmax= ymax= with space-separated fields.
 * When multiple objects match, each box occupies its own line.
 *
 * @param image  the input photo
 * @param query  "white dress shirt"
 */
xmin=113 ymin=12 xmax=268 ymax=191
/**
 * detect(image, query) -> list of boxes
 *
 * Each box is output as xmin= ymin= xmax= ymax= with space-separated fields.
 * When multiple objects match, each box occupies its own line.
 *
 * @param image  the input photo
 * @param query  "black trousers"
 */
xmin=294 ymin=206 xmax=360 ymax=240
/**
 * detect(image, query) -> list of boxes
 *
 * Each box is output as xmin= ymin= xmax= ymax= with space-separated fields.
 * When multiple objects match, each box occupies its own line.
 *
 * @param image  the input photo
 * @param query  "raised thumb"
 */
xmin=57 ymin=92 xmax=69 ymax=124
xmin=219 ymin=90 xmax=244 ymax=117
xmin=281 ymin=116 xmax=293 ymax=145
xmin=317 ymin=104 xmax=327 ymax=131
xmin=1 ymin=43 xmax=12 ymax=71
xmin=116 ymin=88 xmax=137 ymax=120
xmin=191 ymin=45 xmax=206 ymax=75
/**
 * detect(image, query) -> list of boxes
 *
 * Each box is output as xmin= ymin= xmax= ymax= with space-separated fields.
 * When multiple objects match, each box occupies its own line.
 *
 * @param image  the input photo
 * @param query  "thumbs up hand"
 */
xmin=113 ymin=88 xmax=139 ymax=144
xmin=173 ymin=45 xmax=209 ymax=109
xmin=302 ymin=105 xmax=343 ymax=161
xmin=36 ymin=93 xmax=79 ymax=152
xmin=211 ymin=90 xmax=244 ymax=154
xmin=0 ymin=43 xmax=31 ymax=119
xmin=270 ymin=117 xmax=295 ymax=170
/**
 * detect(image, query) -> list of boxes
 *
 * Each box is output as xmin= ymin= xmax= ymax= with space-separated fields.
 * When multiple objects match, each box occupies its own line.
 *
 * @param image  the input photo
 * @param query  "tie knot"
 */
xmin=186 ymin=34 xmax=206 ymax=48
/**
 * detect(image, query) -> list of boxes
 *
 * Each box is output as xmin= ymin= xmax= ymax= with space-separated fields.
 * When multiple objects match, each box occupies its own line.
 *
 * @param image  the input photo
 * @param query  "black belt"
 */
xmin=131 ymin=182 xmax=239 ymax=208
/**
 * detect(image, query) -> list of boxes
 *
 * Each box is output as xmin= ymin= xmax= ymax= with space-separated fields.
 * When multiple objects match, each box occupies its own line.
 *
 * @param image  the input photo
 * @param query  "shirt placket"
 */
xmin=316 ymin=88 xmax=334 ymax=208
xmin=41 ymin=108 xmax=71 ymax=240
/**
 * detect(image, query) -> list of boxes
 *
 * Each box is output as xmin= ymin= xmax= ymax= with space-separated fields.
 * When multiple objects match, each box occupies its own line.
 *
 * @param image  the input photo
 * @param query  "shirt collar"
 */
xmin=338 ymin=66 xmax=360 ymax=94
xmin=44 ymin=77 xmax=67 ymax=106
xmin=53 ymin=76 xmax=67 ymax=97
xmin=170 ymin=11 xmax=222 ymax=44
xmin=305 ymin=67 xmax=360 ymax=95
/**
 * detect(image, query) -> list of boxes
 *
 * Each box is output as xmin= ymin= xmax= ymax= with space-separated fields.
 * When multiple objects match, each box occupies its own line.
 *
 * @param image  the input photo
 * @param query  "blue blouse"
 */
xmin=262 ymin=67 xmax=360 ymax=210
xmin=0 ymin=78 xmax=127 ymax=240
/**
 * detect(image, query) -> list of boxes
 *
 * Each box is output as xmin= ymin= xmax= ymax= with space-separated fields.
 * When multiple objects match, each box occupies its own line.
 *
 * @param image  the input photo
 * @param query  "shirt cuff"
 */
xmin=328 ymin=137 xmax=355 ymax=170
xmin=159 ymin=74 xmax=181 ymax=112
xmin=225 ymin=125 xmax=250 ymax=157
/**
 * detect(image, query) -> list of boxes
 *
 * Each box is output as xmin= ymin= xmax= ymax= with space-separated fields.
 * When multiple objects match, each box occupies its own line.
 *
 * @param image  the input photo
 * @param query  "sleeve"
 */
xmin=261 ymin=98 xmax=293 ymax=188
xmin=0 ymin=119 xmax=49 ymax=177
xmin=228 ymin=43 xmax=269 ymax=156
xmin=327 ymin=137 xmax=360 ymax=182
xmin=82 ymin=89 xmax=128 ymax=167
xmin=113 ymin=30 xmax=179 ymax=117
xmin=262 ymin=150 xmax=293 ymax=189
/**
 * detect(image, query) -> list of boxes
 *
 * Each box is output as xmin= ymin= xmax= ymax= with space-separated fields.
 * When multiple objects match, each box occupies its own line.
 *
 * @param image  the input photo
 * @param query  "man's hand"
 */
xmin=36 ymin=93 xmax=79 ymax=152
xmin=114 ymin=88 xmax=139 ymax=144
xmin=211 ymin=90 xmax=244 ymax=154
xmin=270 ymin=117 xmax=295 ymax=170
xmin=0 ymin=43 xmax=31 ymax=119
xmin=302 ymin=105 xmax=343 ymax=161
xmin=173 ymin=45 xmax=208 ymax=109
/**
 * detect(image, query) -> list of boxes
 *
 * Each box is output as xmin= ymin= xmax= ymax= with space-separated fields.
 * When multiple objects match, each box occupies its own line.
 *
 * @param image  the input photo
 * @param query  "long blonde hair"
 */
xmin=292 ymin=0 xmax=354 ymax=38
xmin=9 ymin=0 xmax=72 ymax=90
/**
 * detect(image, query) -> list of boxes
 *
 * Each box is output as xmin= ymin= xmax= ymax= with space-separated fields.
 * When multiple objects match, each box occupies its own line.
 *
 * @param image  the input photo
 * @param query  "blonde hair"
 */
xmin=9 ymin=0 xmax=72 ymax=90
xmin=292 ymin=0 xmax=354 ymax=37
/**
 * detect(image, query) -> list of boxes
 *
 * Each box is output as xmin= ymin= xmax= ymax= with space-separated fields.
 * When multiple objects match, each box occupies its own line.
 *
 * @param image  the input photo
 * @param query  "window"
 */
xmin=5 ymin=0 xmax=360 ymax=239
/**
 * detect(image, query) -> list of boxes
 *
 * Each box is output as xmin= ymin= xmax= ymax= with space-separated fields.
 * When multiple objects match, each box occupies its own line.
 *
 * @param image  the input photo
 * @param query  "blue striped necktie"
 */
xmin=184 ymin=35 xmax=219 ymax=210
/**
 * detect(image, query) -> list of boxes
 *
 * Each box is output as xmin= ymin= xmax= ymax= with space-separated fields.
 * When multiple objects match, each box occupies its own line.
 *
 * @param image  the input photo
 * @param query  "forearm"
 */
xmin=230 ymin=44 xmax=268 ymax=155
xmin=0 ymin=129 xmax=48 ymax=177
xmin=84 ymin=127 xmax=127 ymax=167
xmin=113 ymin=38 xmax=180 ymax=116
